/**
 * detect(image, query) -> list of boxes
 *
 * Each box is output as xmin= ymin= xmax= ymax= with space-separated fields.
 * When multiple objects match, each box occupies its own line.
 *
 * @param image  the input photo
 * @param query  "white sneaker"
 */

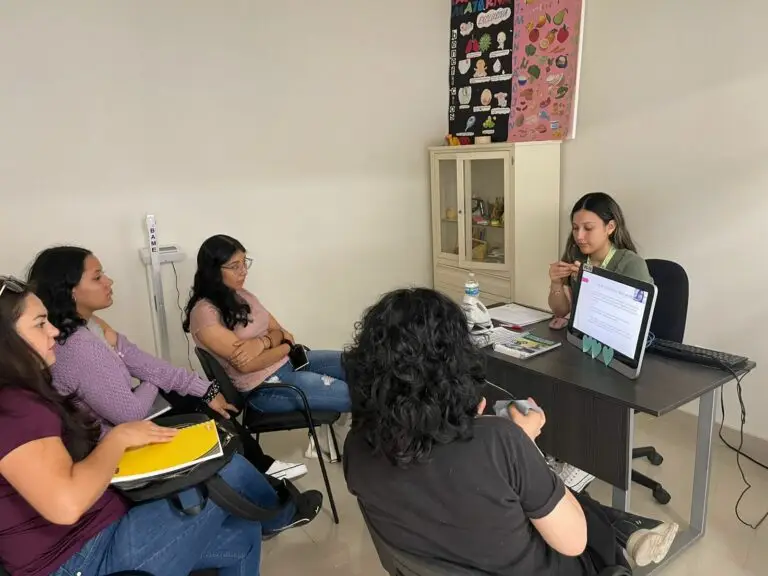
xmin=626 ymin=522 xmax=679 ymax=567
xmin=304 ymin=425 xmax=341 ymax=463
xmin=266 ymin=460 xmax=308 ymax=481
xmin=547 ymin=457 xmax=595 ymax=493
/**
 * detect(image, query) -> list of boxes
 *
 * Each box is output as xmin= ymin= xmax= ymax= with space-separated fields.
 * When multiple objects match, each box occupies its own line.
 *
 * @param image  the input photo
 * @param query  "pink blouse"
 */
xmin=189 ymin=289 xmax=288 ymax=393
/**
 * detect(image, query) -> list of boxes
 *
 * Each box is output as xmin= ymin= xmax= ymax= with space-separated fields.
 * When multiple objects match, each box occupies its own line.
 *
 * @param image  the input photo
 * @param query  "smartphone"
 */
xmin=288 ymin=344 xmax=309 ymax=371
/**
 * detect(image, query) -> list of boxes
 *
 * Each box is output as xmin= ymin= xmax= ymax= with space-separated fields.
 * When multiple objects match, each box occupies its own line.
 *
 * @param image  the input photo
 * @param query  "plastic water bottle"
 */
xmin=463 ymin=272 xmax=480 ymax=305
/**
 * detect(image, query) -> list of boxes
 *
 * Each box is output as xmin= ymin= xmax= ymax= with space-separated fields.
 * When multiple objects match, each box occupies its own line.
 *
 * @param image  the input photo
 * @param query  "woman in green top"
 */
xmin=549 ymin=192 xmax=652 ymax=318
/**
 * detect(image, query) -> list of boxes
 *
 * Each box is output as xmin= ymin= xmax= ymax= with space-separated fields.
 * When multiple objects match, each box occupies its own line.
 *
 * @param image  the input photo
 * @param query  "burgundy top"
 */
xmin=0 ymin=388 xmax=128 ymax=576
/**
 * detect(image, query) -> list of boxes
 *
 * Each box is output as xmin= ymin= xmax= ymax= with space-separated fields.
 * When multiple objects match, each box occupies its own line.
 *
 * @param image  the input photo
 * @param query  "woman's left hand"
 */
xmin=207 ymin=393 xmax=237 ymax=419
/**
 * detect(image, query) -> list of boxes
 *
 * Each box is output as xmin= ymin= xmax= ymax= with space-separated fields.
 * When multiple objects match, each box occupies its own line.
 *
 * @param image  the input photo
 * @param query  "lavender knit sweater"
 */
xmin=51 ymin=326 xmax=210 ymax=429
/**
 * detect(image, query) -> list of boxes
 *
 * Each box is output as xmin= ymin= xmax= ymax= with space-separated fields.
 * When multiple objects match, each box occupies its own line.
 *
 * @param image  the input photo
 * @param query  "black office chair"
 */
xmin=631 ymin=259 xmax=689 ymax=505
xmin=194 ymin=347 xmax=342 ymax=523
xmin=359 ymin=503 xmax=631 ymax=576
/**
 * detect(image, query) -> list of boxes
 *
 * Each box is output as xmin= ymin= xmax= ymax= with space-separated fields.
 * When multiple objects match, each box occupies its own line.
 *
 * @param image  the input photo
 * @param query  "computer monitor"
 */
xmin=567 ymin=264 xmax=657 ymax=379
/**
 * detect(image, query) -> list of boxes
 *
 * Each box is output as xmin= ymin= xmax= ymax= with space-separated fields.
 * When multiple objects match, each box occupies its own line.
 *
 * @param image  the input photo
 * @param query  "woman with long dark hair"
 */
xmin=28 ymin=246 xmax=306 ymax=481
xmin=548 ymin=192 xmax=653 ymax=319
xmin=343 ymin=288 xmax=678 ymax=574
xmin=0 ymin=276 xmax=304 ymax=576
xmin=183 ymin=235 xmax=350 ymax=457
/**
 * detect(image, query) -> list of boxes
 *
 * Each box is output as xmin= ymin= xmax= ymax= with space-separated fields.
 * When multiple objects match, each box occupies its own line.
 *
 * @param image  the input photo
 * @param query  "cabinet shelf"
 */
xmin=441 ymin=218 xmax=504 ymax=229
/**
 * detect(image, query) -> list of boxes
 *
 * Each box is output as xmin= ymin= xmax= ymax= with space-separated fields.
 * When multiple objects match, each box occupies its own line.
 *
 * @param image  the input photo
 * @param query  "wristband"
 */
xmin=203 ymin=381 xmax=221 ymax=403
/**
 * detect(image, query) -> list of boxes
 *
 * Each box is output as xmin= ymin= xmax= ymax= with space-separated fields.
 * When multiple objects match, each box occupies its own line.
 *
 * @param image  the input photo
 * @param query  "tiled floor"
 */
xmin=260 ymin=410 xmax=768 ymax=575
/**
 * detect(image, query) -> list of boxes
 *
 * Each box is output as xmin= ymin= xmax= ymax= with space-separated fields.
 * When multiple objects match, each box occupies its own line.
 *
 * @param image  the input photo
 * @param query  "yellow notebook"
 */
xmin=111 ymin=420 xmax=223 ymax=484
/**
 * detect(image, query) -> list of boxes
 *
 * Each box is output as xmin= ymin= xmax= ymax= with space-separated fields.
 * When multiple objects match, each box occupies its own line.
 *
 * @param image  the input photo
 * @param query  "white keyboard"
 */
xmin=475 ymin=327 xmax=525 ymax=347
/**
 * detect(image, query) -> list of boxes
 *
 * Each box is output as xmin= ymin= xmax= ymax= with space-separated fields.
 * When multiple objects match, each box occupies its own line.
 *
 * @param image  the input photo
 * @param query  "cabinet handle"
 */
xmin=458 ymin=210 xmax=463 ymax=214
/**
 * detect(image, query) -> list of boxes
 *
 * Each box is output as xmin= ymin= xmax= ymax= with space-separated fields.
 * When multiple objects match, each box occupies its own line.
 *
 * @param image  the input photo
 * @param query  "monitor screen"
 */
xmin=572 ymin=268 xmax=650 ymax=359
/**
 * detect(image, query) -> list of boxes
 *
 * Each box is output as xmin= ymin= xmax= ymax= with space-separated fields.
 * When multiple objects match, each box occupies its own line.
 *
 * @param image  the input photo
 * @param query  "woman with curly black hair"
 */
xmin=343 ymin=288 xmax=678 ymax=574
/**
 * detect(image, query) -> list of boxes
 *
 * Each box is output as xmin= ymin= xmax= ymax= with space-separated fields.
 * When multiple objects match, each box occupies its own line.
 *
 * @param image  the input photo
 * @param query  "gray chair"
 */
xmin=359 ymin=503 xmax=631 ymax=576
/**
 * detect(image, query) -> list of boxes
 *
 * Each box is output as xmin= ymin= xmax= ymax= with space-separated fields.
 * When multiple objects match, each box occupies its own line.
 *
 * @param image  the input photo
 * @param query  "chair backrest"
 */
xmin=358 ymin=502 xmax=491 ymax=576
xmin=359 ymin=502 xmax=631 ymax=576
xmin=647 ymin=259 xmax=689 ymax=343
xmin=195 ymin=348 xmax=246 ymax=412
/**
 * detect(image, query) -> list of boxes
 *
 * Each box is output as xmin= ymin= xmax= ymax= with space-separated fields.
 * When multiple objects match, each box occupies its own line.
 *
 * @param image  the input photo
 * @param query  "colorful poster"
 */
xmin=507 ymin=0 xmax=583 ymax=142
xmin=448 ymin=0 xmax=515 ymax=143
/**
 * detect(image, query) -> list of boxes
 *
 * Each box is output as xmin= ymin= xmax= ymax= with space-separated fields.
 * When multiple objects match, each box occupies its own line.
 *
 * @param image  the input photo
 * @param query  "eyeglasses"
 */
xmin=0 ymin=276 xmax=26 ymax=298
xmin=221 ymin=258 xmax=253 ymax=273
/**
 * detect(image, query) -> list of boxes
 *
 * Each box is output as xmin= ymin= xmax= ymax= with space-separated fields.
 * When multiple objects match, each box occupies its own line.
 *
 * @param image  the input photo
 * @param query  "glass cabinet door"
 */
xmin=436 ymin=157 xmax=460 ymax=259
xmin=461 ymin=156 xmax=509 ymax=270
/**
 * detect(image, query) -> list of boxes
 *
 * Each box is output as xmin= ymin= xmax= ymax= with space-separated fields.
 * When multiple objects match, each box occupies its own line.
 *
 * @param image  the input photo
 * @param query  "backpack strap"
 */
xmin=205 ymin=474 xmax=296 ymax=523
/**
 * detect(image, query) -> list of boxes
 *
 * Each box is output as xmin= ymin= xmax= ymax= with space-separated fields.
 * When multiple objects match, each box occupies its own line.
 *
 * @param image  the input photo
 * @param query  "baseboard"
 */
xmin=674 ymin=409 xmax=768 ymax=466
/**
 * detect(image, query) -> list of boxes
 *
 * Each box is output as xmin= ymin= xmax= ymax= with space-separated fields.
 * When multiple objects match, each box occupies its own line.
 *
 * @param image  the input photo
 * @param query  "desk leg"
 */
xmin=612 ymin=407 xmax=634 ymax=512
xmin=635 ymin=389 xmax=717 ymax=575
xmin=690 ymin=388 xmax=715 ymax=533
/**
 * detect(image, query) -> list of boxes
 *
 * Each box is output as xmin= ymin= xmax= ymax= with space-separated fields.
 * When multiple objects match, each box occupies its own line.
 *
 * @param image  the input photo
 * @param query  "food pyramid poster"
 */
xmin=448 ymin=0 xmax=584 ymax=143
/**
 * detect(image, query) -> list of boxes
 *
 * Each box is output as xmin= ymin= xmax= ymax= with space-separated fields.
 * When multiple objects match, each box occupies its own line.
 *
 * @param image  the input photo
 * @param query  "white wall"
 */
xmin=562 ymin=1 xmax=768 ymax=437
xmin=0 ymin=1 xmax=447 ymax=366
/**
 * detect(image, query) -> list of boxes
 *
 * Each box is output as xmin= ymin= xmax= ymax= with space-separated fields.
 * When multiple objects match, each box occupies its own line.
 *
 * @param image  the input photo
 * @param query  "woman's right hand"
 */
xmin=229 ymin=339 xmax=263 ymax=369
xmin=508 ymin=398 xmax=546 ymax=441
xmin=109 ymin=421 xmax=178 ymax=450
xmin=549 ymin=261 xmax=578 ymax=284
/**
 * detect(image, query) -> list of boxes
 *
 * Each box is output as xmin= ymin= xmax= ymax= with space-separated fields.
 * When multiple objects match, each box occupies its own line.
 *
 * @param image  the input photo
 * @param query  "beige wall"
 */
xmin=2 ymin=1 xmax=764 ymax=440
xmin=0 ymin=1 xmax=447 ymax=366
xmin=562 ymin=1 xmax=768 ymax=437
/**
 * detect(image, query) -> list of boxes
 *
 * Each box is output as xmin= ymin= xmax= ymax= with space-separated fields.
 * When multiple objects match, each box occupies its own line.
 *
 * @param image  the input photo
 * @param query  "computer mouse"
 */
xmin=549 ymin=317 xmax=569 ymax=330
xmin=509 ymin=399 xmax=543 ymax=416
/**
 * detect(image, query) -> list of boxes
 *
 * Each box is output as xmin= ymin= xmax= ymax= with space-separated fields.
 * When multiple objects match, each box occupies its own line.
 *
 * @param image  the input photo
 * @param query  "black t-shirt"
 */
xmin=344 ymin=416 xmax=584 ymax=576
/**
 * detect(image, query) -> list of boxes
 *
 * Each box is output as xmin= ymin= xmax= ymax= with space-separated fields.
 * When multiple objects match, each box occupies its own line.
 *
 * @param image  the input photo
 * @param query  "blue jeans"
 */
xmin=247 ymin=350 xmax=351 ymax=413
xmin=53 ymin=454 xmax=295 ymax=576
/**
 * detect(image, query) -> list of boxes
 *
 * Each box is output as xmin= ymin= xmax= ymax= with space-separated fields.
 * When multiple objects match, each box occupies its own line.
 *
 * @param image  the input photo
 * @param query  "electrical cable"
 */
xmin=170 ymin=262 xmax=195 ymax=372
xmin=715 ymin=363 xmax=768 ymax=530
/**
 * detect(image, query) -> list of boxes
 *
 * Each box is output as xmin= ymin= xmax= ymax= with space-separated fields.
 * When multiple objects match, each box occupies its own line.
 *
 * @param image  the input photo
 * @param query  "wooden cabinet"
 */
xmin=429 ymin=142 xmax=561 ymax=310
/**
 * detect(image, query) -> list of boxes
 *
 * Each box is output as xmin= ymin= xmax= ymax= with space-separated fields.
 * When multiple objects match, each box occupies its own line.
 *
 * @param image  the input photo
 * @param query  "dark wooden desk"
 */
xmin=481 ymin=321 xmax=755 ymax=574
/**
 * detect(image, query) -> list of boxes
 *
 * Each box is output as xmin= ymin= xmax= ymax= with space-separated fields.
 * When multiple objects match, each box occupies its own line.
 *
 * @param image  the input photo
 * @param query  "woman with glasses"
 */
xmin=183 ymin=235 xmax=351 ymax=456
xmin=27 ymin=246 xmax=306 ymax=481
xmin=0 ymin=276 xmax=302 ymax=576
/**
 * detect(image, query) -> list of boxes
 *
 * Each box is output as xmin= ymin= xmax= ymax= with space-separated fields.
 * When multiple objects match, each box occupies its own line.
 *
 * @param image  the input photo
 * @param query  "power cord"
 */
xmin=716 ymin=363 xmax=768 ymax=530
xmin=170 ymin=262 xmax=195 ymax=371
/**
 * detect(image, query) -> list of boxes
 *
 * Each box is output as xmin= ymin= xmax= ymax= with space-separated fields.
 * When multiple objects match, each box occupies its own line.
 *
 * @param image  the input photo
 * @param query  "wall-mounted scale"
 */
xmin=139 ymin=214 xmax=185 ymax=361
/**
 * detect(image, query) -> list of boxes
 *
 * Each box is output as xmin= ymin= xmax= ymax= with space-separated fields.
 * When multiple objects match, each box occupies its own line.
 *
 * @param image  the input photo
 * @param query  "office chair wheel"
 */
xmin=652 ymin=487 xmax=671 ymax=505
xmin=648 ymin=452 xmax=663 ymax=466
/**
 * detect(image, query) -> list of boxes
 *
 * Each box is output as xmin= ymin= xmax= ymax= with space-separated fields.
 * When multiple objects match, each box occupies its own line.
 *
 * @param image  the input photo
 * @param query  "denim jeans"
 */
xmin=53 ymin=454 xmax=295 ymax=576
xmin=247 ymin=350 xmax=351 ymax=413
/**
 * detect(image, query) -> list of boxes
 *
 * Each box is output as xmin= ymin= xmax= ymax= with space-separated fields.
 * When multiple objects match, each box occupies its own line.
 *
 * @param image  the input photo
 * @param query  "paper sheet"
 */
xmin=488 ymin=303 xmax=552 ymax=327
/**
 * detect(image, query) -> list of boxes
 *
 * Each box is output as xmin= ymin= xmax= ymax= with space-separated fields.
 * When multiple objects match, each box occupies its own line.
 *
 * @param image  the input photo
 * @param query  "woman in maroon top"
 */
xmin=0 ymin=276 xmax=301 ymax=576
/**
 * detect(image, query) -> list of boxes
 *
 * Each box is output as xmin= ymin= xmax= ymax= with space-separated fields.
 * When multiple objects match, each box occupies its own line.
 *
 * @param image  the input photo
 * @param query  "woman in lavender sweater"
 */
xmin=27 ymin=246 xmax=306 ymax=480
